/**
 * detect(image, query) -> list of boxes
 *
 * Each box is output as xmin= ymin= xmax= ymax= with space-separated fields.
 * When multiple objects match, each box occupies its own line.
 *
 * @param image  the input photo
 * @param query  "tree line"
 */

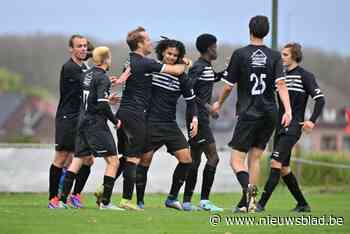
xmin=0 ymin=33 xmax=348 ymax=101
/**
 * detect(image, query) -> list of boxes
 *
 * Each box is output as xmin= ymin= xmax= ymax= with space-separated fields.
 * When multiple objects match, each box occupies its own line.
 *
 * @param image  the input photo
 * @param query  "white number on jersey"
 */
xmin=83 ymin=90 xmax=90 ymax=110
xmin=250 ymin=73 xmax=266 ymax=95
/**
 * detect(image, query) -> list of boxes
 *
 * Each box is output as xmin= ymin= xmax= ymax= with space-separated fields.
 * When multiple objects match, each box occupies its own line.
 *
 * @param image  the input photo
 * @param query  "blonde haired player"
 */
xmin=58 ymin=46 xmax=129 ymax=210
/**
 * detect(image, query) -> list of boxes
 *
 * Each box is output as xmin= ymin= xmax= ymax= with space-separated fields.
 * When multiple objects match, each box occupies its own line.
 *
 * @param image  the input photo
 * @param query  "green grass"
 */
xmin=0 ymin=188 xmax=349 ymax=234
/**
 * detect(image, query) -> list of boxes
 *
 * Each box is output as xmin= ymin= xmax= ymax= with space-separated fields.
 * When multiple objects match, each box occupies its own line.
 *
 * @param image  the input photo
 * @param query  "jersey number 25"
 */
xmin=250 ymin=73 xmax=266 ymax=95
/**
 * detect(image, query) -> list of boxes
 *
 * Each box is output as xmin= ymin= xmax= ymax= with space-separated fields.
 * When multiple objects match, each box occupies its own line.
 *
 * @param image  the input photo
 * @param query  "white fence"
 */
xmin=0 ymin=144 xmax=240 ymax=193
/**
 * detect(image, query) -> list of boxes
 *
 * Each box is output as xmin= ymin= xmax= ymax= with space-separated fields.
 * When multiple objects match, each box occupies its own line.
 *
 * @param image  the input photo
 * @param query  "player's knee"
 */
xmin=53 ymin=151 xmax=70 ymax=167
xmin=178 ymin=153 xmax=192 ymax=164
xmin=230 ymin=159 xmax=240 ymax=172
xmin=179 ymin=155 xmax=192 ymax=164
xmin=106 ymin=156 xmax=119 ymax=168
xmin=140 ymin=160 xmax=151 ymax=167
xmin=249 ymin=153 xmax=261 ymax=163
xmin=230 ymin=156 xmax=245 ymax=172
xmin=140 ymin=154 xmax=153 ymax=167
xmin=249 ymin=148 xmax=263 ymax=160
xmin=281 ymin=167 xmax=290 ymax=176
xmin=270 ymin=159 xmax=282 ymax=169
xmin=67 ymin=158 xmax=83 ymax=173
xmin=127 ymin=156 xmax=140 ymax=165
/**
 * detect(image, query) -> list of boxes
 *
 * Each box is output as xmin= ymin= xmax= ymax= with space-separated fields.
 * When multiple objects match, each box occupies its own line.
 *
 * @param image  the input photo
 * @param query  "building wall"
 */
xmin=300 ymin=127 xmax=350 ymax=152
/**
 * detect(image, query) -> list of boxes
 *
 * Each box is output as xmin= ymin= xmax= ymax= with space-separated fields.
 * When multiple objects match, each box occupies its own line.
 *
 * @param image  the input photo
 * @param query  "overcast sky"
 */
xmin=2 ymin=0 xmax=348 ymax=55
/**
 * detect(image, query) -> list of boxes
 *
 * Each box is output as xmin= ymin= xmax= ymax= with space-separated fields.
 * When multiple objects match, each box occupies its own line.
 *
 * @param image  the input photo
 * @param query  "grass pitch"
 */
xmin=0 ymin=188 xmax=349 ymax=234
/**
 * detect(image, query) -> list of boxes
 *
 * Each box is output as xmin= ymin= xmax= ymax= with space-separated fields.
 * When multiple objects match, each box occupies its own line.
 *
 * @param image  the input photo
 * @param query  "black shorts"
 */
xmin=144 ymin=122 xmax=189 ymax=155
xmin=187 ymin=121 xmax=215 ymax=148
xmin=271 ymin=133 xmax=300 ymax=167
xmin=116 ymin=110 xmax=147 ymax=157
xmin=55 ymin=114 xmax=78 ymax=152
xmin=75 ymin=118 xmax=117 ymax=158
xmin=229 ymin=114 xmax=277 ymax=153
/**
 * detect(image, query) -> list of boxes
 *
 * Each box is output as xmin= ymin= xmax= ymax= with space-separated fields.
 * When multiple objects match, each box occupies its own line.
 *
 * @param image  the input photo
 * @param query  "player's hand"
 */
xmin=204 ymin=103 xmax=219 ymax=119
xmin=108 ymin=92 xmax=121 ymax=105
xmin=211 ymin=101 xmax=221 ymax=114
xmin=109 ymin=76 xmax=118 ymax=86
xmin=300 ymin=120 xmax=315 ymax=134
xmin=110 ymin=66 xmax=131 ymax=86
xmin=117 ymin=66 xmax=131 ymax=84
xmin=182 ymin=57 xmax=192 ymax=68
xmin=210 ymin=110 xmax=219 ymax=119
xmin=115 ymin=119 xmax=122 ymax=129
xmin=281 ymin=111 xmax=292 ymax=127
xmin=190 ymin=117 xmax=198 ymax=138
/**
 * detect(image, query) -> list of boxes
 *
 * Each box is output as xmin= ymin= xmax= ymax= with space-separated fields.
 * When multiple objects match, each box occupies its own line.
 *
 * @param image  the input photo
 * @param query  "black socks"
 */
xmin=200 ymin=164 xmax=217 ymax=200
xmin=49 ymin=164 xmax=63 ymax=200
xmin=122 ymin=161 xmax=137 ymax=200
xmin=136 ymin=165 xmax=149 ymax=204
xmin=258 ymin=168 xmax=281 ymax=208
xmin=168 ymin=162 xmax=191 ymax=200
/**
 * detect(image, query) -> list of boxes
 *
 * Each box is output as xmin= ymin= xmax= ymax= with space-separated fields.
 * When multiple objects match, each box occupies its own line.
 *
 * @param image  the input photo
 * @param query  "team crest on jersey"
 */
xmin=251 ymin=49 xmax=267 ymax=67
xmin=83 ymin=71 xmax=93 ymax=87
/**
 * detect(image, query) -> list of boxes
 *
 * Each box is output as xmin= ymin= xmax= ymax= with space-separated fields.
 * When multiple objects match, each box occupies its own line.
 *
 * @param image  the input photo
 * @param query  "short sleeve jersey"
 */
xmin=223 ymin=45 xmax=284 ymax=119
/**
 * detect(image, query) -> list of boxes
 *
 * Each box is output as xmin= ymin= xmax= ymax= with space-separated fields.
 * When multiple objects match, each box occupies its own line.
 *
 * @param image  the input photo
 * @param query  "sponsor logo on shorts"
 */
xmin=272 ymin=152 xmax=280 ymax=158
xmin=97 ymin=150 xmax=107 ymax=153
xmin=197 ymin=139 xmax=207 ymax=144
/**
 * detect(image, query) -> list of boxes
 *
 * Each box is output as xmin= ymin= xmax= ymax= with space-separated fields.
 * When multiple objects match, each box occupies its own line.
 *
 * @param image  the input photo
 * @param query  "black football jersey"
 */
xmin=186 ymin=58 xmax=224 ymax=124
xmin=223 ymin=45 xmax=285 ymax=119
xmin=56 ymin=58 xmax=88 ymax=117
xmin=81 ymin=67 xmax=111 ymax=119
xmin=276 ymin=66 xmax=324 ymax=134
xmin=148 ymin=72 xmax=196 ymax=123
xmin=118 ymin=52 xmax=165 ymax=114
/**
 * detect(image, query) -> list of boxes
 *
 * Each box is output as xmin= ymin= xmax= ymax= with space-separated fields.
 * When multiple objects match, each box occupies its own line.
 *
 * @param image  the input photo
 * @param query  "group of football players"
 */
xmin=47 ymin=15 xmax=325 ymax=213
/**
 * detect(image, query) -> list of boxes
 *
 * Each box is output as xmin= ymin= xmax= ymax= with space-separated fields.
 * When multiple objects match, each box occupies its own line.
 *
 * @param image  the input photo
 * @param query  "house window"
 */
xmin=321 ymin=135 xmax=337 ymax=151
xmin=343 ymin=136 xmax=350 ymax=151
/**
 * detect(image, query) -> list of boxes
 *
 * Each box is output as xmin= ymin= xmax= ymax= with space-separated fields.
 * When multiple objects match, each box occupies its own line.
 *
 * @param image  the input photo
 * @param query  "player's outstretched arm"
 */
xmin=276 ymin=79 xmax=292 ymax=127
xmin=212 ymin=83 xmax=233 ymax=114
xmin=110 ymin=66 xmax=131 ymax=86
